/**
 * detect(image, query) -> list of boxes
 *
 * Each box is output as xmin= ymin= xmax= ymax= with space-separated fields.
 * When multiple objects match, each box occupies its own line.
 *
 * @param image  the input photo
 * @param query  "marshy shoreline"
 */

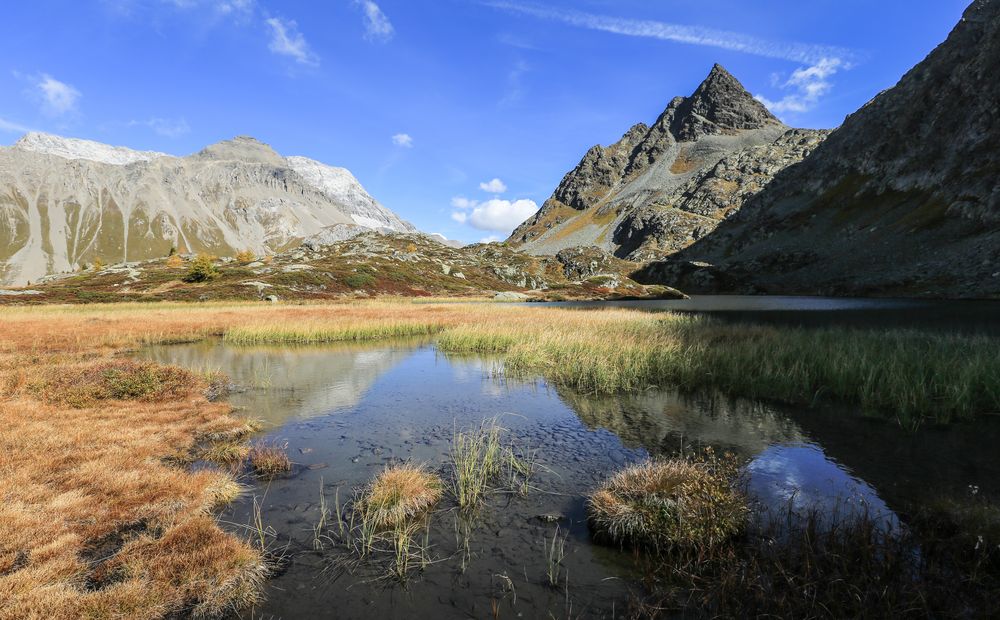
xmin=3 ymin=299 xmax=1000 ymax=618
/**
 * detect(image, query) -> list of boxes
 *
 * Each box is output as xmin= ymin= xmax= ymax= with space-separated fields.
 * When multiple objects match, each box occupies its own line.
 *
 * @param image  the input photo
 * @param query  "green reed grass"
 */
xmin=450 ymin=417 xmax=506 ymax=511
xmin=223 ymin=321 xmax=444 ymax=345
xmin=545 ymin=524 xmax=568 ymax=588
xmin=314 ymin=478 xmax=328 ymax=551
xmin=438 ymin=314 xmax=1000 ymax=426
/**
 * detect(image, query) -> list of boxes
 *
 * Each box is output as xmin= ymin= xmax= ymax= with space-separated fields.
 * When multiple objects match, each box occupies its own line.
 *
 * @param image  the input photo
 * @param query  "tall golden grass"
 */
xmin=436 ymin=309 xmax=1000 ymax=425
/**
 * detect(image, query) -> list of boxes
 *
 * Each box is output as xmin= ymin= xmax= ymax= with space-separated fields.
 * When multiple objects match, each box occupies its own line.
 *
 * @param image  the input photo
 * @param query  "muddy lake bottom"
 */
xmin=142 ymin=330 xmax=1000 ymax=619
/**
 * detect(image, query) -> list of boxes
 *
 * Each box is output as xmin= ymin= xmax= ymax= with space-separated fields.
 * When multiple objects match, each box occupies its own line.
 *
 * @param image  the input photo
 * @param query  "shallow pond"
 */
xmin=142 ymin=337 xmax=1000 ymax=619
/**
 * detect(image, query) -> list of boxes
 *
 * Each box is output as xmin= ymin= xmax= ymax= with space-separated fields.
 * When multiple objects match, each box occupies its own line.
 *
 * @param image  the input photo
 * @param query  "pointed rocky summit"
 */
xmin=508 ymin=64 xmax=815 ymax=259
xmin=671 ymin=64 xmax=782 ymax=140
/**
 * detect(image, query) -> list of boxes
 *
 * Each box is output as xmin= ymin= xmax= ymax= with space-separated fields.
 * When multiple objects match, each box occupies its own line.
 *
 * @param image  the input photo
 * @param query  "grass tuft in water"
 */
xmin=314 ymin=478 xmax=329 ymax=551
xmin=320 ymin=464 xmax=442 ymax=582
xmin=545 ymin=524 xmax=568 ymax=589
xmin=587 ymin=449 xmax=748 ymax=550
xmin=248 ymin=440 xmax=291 ymax=478
xmin=355 ymin=463 xmax=443 ymax=531
xmin=450 ymin=417 xmax=507 ymax=511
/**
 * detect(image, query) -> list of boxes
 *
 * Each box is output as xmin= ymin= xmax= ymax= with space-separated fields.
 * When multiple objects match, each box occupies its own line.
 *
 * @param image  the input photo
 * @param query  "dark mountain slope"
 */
xmin=642 ymin=0 xmax=1000 ymax=298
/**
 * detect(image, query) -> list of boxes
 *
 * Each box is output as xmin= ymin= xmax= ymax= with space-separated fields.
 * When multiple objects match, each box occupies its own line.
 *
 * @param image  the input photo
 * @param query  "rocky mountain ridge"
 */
xmin=508 ymin=65 xmax=820 ymax=259
xmin=0 ymin=133 xmax=415 ymax=285
xmin=14 ymin=131 xmax=170 ymax=165
xmin=642 ymin=0 xmax=1000 ymax=298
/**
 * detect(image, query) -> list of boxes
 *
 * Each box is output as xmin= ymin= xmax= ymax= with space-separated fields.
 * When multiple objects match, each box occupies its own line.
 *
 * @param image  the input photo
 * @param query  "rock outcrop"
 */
xmin=647 ymin=0 xmax=1000 ymax=298
xmin=0 ymin=133 xmax=414 ymax=285
xmin=508 ymin=65 xmax=817 ymax=259
xmin=615 ymin=128 xmax=829 ymax=261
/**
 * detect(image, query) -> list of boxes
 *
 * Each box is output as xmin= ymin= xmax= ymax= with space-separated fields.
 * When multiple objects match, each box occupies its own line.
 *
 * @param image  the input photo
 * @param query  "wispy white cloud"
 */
xmin=0 ymin=117 xmax=35 ymax=134
xmin=485 ymin=1 xmax=857 ymax=66
xmin=129 ymin=117 xmax=191 ymax=137
xmin=214 ymin=0 xmax=254 ymax=18
xmin=36 ymin=74 xmax=81 ymax=116
xmin=755 ymin=57 xmax=843 ymax=114
xmin=354 ymin=0 xmax=394 ymax=42
xmin=496 ymin=32 xmax=537 ymax=50
xmin=116 ymin=0 xmax=257 ymax=22
xmin=392 ymin=133 xmax=413 ymax=148
xmin=479 ymin=178 xmax=508 ymax=193
xmin=266 ymin=16 xmax=318 ymax=66
xmin=499 ymin=60 xmax=529 ymax=108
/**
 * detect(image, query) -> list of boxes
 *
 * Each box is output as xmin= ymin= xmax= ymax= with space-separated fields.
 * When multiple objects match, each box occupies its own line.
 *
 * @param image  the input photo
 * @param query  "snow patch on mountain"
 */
xmin=286 ymin=155 xmax=415 ymax=233
xmin=13 ymin=132 xmax=170 ymax=165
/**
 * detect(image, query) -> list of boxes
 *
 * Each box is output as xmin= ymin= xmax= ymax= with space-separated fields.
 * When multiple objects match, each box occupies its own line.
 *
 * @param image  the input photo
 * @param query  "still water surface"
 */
xmin=544 ymin=295 xmax=1000 ymax=334
xmin=143 ymin=325 xmax=1000 ymax=618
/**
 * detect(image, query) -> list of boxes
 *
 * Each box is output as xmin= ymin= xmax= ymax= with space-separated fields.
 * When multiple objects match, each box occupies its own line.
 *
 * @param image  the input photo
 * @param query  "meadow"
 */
xmin=2 ymin=299 xmax=999 ymax=618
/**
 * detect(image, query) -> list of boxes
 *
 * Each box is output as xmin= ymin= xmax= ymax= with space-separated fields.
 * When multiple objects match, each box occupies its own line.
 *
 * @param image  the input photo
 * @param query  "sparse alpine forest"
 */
xmin=3 ymin=1 xmax=1000 ymax=619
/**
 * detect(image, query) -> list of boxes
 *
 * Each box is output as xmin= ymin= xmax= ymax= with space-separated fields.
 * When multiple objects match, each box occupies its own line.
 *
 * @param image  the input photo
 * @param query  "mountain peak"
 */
xmin=671 ymin=64 xmax=783 ymax=140
xmin=194 ymin=135 xmax=286 ymax=166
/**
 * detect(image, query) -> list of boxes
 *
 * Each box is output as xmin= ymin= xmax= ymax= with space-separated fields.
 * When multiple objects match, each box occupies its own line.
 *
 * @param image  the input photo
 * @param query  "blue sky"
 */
xmin=0 ymin=0 xmax=968 ymax=242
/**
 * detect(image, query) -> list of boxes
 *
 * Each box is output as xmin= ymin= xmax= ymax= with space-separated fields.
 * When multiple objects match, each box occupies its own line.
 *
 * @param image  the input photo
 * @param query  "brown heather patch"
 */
xmin=669 ymin=147 xmax=702 ymax=174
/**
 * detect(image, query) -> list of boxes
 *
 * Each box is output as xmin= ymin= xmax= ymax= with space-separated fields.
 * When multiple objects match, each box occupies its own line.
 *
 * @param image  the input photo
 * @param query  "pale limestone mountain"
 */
xmin=0 ymin=133 xmax=415 ymax=285
xmin=14 ymin=131 xmax=170 ymax=165
xmin=285 ymin=156 xmax=415 ymax=232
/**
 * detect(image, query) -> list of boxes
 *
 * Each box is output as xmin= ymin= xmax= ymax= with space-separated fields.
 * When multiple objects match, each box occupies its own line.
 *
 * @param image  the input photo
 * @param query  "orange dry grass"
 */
xmin=0 ymin=301 xmax=512 ymax=618
xmin=0 ymin=300 xmax=484 ymax=355
xmin=0 ymin=314 xmax=272 ymax=619
xmin=0 ymin=384 xmax=264 ymax=618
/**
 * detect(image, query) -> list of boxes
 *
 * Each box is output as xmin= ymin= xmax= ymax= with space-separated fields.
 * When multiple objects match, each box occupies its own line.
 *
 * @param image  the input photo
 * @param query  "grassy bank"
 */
xmin=0 ymin=356 xmax=265 ymax=618
xmin=223 ymin=320 xmax=444 ymax=345
xmin=437 ymin=309 xmax=1000 ymax=425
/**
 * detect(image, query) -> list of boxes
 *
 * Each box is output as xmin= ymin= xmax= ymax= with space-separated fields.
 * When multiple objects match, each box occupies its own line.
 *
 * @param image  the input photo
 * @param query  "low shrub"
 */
xmin=344 ymin=272 xmax=376 ymax=289
xmin=183 ymin=255 xmax=219 ymax=283
xmin=234 ymin=249 xmax=256 ymax=263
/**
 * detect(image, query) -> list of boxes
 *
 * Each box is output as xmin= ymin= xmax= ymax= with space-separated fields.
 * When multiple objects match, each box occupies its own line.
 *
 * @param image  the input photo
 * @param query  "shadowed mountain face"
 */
xmin=508 ymin=65 xmax=828 ymax=261
xmin=0 ymin=134 xmax=415 ymax=286
xmin=641 ymin=0 xmax=1000 ymax=298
